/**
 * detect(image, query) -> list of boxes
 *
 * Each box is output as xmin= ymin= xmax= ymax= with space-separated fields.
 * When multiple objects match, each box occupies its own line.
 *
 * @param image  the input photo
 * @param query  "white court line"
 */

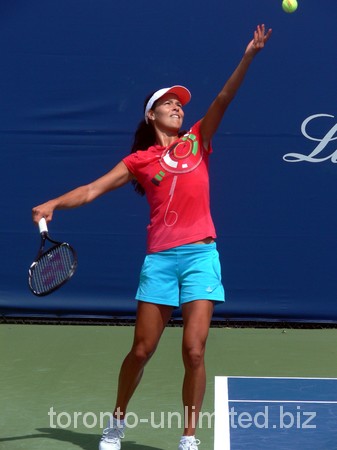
xmin=230 ymin=399 xmax=337 ymax=404
xmin=214 ymin=376 xmax=337 ymax=450
xmin=214 ymin=376 xmax=231 ymax=450
xmin=226 ymin=376 xmax=337 ymax=380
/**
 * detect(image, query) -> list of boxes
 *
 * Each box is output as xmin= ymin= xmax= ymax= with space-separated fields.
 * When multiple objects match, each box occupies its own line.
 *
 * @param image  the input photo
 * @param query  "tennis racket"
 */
xmin=28 ymin=218 xmax=78 ymax=296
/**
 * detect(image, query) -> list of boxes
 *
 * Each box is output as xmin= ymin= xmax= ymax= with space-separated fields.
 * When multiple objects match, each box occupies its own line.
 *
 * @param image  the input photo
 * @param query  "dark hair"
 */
xmin=130 ymin=92 xmax=156 ymax=196
xmin=130 ymin=91 xmax=186 ymax=196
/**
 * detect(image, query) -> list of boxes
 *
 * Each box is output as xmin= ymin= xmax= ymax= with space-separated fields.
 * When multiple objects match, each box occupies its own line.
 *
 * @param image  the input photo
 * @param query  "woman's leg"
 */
xmin=181 ymin=300 xmax=214 ymax=436
xmin=113 ymin=301 xmax=173 ymax=419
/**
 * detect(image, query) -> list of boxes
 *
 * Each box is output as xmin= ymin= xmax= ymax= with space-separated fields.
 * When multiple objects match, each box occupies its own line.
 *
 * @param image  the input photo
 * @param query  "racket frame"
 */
xmin=28 ymin=218 xmax=78 ymax=296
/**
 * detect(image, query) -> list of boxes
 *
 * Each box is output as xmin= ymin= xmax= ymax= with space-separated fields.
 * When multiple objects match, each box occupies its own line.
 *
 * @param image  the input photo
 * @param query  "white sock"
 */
xmin=180 ymin=435 xmax=195 ymax=442
xmin=110 ymin=416 xmax=125 ymax=429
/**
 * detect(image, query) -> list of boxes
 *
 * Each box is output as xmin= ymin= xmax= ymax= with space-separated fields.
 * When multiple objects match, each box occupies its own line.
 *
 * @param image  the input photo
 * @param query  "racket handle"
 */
xmin=38 ymin=218 xmax=48 ymax=234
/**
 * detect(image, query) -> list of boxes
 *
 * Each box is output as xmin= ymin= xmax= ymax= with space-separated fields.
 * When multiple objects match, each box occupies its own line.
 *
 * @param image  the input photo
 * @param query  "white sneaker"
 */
xmin=99 ymin=423 xmax=125 ymax=450
xmin=178 ymin=436 xmax=200 ymax=450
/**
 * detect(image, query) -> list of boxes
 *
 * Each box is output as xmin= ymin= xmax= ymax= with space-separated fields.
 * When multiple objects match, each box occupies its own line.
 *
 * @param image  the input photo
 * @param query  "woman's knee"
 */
xmin=182 ymin=344 xmax=205 ymax=370
xmin=130 ymin=341 xmax=157 ymax=365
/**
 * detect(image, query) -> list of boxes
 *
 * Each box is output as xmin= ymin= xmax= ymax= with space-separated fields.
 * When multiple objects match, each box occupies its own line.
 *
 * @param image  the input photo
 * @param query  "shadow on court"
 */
xmin=0 ymin=428 xmax=164 ymax=450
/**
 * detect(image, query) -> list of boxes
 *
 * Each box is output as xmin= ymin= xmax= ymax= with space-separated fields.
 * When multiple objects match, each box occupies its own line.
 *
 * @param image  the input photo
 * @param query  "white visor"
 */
xmin=144 ymin=85 xmax=191 ymax=123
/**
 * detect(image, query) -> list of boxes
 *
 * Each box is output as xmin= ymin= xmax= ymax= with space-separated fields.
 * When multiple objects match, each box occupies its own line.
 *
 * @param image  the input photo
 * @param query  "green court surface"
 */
xmin=1 ymin=324 xmax=337 ymax=449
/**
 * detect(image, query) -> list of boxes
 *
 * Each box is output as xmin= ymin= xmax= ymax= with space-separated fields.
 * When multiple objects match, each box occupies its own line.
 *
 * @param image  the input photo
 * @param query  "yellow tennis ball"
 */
xmin=282 ymin=0 xmax=298 ymax=13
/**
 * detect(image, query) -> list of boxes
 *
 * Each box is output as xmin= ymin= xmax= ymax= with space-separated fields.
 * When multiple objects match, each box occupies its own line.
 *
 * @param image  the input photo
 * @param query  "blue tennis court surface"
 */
xmin=214 ymin=376 xmax=337 ymax=450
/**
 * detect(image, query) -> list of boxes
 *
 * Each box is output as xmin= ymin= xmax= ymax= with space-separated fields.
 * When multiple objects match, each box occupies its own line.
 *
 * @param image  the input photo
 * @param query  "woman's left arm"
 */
xmin=200 ymin=24 xmax=272 ymax=149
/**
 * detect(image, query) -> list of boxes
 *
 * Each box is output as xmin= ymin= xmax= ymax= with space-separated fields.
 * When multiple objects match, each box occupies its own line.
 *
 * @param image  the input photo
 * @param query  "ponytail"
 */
xmin=130 ymin=119 xmax=156 ymax=196
xmin=129 ymin=91 xmax=157 ymax=196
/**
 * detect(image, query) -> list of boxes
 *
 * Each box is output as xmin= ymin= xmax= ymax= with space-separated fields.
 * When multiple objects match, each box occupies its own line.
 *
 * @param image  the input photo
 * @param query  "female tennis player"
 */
xmin=32 ymin=24 xmax=272 ymax=450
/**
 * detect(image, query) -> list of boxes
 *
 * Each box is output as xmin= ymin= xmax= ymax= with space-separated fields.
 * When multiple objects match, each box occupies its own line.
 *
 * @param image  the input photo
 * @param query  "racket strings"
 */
xmin=30 ymin=244 xmax=77 ymax=294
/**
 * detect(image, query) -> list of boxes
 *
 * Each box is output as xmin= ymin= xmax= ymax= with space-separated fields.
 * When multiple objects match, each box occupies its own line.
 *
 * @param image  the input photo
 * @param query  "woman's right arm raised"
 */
xmin=32 ymin=161 xmax=133 ymax=225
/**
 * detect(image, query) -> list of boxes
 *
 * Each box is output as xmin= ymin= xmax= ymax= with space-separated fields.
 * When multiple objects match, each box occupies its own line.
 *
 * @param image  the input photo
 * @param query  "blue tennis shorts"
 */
xmin=136 ymin=243 xmax=225 ymax=307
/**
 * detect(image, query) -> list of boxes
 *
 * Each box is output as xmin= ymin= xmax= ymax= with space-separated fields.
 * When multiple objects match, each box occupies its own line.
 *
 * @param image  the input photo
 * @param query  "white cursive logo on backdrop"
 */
xmin=283 ymin=114 xmax=337 ymax=163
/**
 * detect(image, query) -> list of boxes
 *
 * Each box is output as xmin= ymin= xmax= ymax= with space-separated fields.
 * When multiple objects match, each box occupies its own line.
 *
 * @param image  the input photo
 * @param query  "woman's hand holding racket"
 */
xmin=32 ymin=200 xmax=56 ymax=225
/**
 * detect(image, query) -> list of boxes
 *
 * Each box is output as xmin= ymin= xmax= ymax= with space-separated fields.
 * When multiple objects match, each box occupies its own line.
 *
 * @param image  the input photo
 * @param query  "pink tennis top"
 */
xmin=123 ymin=121 xmax=216 ymax=253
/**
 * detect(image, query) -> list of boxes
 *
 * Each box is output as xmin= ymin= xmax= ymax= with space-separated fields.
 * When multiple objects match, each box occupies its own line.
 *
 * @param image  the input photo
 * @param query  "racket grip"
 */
xmin=38 ymin=218 xmax=48 ymax=234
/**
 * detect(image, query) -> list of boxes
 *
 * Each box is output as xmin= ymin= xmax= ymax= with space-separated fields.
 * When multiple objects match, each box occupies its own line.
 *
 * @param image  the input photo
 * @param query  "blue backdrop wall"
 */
xmin=1 ymin=0 xmax=336 ymax=322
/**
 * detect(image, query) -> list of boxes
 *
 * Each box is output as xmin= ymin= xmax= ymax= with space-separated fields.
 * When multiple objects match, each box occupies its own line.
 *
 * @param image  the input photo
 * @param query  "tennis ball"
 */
xmin=282 ymin=0 xmax=298 ymax=13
